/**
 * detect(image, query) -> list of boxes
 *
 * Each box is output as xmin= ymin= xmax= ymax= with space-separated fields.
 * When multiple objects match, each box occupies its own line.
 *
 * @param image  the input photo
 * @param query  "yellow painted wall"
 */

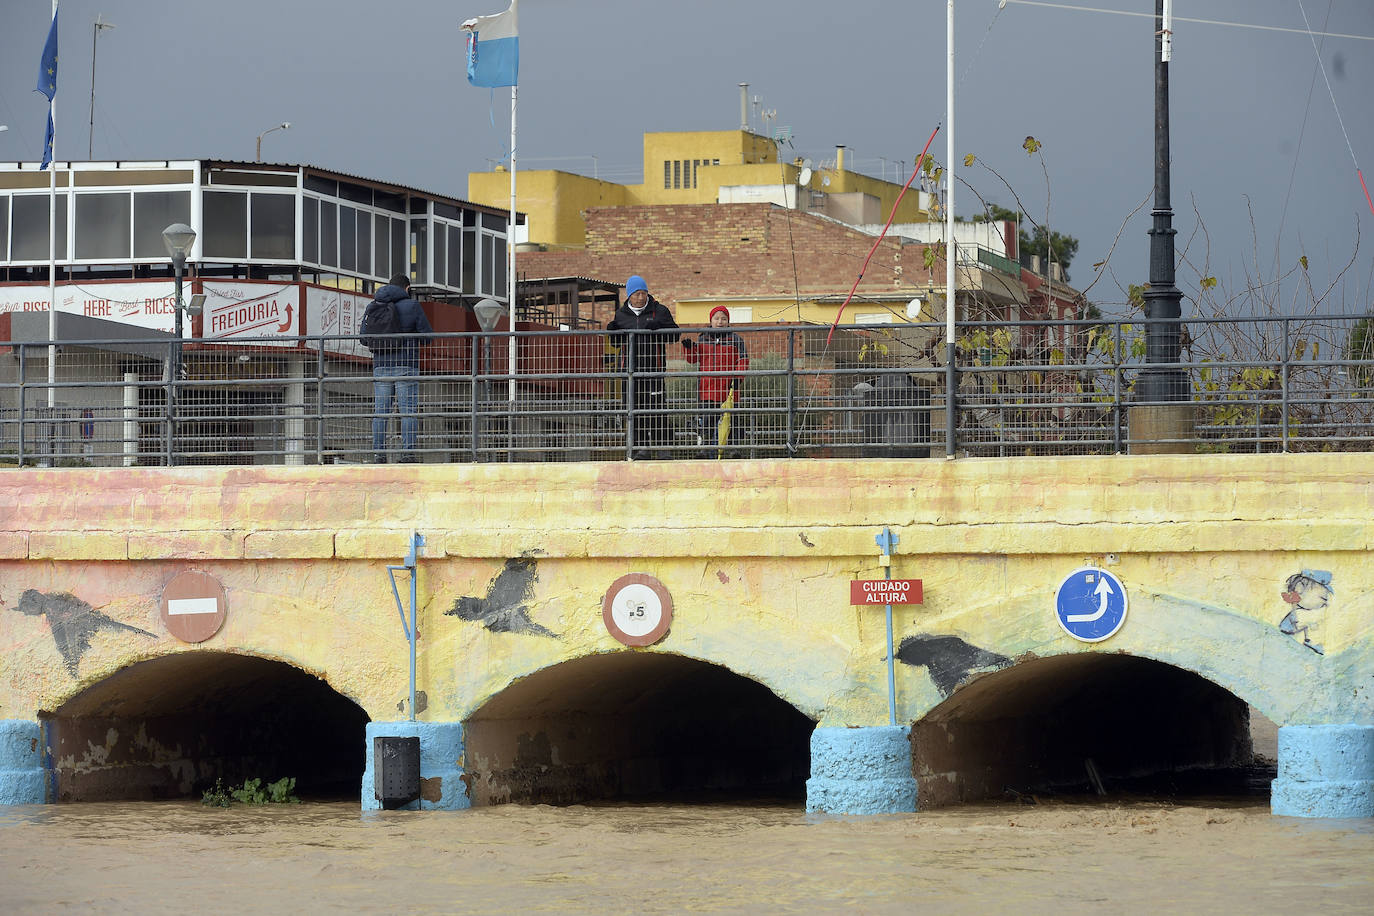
xmin=466 ymin=129 xmax=932 ymax=249
xmin=2 ymin=454 xmax=1370 ymax=731
xmin=468 ymin=169 xmax=630 ymax=249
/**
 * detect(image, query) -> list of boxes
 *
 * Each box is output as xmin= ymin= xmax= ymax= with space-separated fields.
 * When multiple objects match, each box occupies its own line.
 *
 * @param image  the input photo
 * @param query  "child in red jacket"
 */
xmin=682 ymin=306 xmax=749 ymax=457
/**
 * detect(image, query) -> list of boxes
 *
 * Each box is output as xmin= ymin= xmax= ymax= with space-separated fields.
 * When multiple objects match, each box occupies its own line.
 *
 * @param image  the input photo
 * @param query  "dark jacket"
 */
xmin=369 ymin=284 xmax=434 ymax=369
xmin=606 ymin=296 xmax=681 ymax=376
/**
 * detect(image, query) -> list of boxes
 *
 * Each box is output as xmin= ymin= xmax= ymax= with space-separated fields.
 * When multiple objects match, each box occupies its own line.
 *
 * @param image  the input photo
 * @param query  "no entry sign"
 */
xmin=160 ymin=570 xmax=228 ymax=643
xmin=851 ymin=579 xmax=923 ymax=605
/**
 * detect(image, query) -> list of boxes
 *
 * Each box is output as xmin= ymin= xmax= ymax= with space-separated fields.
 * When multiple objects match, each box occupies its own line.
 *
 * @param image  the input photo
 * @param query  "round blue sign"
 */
xmin=1055 ymin=567 xmax=1128 ymax=642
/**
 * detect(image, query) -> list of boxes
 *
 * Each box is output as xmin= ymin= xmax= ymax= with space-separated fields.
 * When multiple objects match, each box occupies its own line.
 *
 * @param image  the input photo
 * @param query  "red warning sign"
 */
xmin=850 ymin=579 xmax=923 ymax=605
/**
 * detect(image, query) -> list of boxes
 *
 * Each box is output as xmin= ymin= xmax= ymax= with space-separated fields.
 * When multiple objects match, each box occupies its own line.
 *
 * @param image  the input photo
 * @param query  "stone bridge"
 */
xmin=1 ymin=454 xmax=1370 ymax=817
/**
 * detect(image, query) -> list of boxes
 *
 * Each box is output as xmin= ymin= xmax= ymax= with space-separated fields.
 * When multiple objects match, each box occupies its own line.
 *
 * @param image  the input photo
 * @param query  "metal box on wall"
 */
xmin=373 ymin=736 xmax=421 ymax=809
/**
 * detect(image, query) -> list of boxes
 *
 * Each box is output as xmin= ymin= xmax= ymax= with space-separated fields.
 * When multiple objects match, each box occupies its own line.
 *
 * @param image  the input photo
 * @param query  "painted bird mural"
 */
xmin=447 ymin=557 xmax=557 ymax=638
xmin=16 ymin=589 xmax=156 ymax=677
xmin=896 ymin=634 xmax=1011 ymax=698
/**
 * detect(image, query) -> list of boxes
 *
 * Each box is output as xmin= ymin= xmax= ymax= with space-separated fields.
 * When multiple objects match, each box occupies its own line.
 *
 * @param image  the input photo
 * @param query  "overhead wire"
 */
xmin=1296 ymin=0 xmax=1374 ymax=219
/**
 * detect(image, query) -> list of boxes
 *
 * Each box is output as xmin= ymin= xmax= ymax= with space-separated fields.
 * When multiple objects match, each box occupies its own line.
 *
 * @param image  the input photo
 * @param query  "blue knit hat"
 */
xmin=626 ymin=275 xmax=648 ymax=297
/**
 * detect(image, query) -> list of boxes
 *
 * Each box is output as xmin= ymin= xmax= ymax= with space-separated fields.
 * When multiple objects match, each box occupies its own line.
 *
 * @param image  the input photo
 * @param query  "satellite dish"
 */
xmin=906 ymin=297 xmax=923 ymax=320
xmin=801 ymin=158 xmax=813 ymax=170
xmin=822 ymin=175 xmax=832 ymax=187
xmin=798 ymin=167 xmax=813 ymax=186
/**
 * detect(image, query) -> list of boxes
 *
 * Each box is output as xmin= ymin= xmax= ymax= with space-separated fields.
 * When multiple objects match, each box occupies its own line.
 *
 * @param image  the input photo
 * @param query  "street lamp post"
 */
xmin=162 ymin=223 xmax=197 ymax=466
xmin=88 ymin=15 xmax=115 ymax=160
xmin=474 ymin=298 xmax=505 ymax=460
xmin=255 ymin=122 xmax=290 ymax=162
xmin=1131 ymin=0 xmax=1193 ymax=452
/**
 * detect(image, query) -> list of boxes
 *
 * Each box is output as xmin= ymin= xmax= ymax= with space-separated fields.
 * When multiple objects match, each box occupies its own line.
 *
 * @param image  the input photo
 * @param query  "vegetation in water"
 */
xmin=201 ymin=777 xmax=300 ymax=807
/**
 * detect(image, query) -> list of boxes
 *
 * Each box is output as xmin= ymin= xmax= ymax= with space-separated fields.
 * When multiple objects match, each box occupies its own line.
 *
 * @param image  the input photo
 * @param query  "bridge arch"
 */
xmin=912 ymin=651 xmax=1267 ymax=808
xmin=41 ymin=651 xmax=369 ymax=802
xmin=462 ymin=650 xmax=815 ymax=806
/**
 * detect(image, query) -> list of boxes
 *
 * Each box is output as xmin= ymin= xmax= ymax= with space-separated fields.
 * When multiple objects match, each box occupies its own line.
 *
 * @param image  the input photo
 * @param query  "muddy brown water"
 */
xmin=1 ymin=798 xmax=1370 ymax=913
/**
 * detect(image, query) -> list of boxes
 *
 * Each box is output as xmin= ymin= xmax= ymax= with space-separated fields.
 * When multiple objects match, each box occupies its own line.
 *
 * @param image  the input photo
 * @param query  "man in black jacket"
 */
xmin=607 ymin=275 xmax=680 ymax=459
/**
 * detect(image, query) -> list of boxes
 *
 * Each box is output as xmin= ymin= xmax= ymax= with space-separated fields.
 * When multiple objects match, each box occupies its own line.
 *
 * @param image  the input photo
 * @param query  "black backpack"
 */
xmin=360 ymin=298 xmax=402 ymax=351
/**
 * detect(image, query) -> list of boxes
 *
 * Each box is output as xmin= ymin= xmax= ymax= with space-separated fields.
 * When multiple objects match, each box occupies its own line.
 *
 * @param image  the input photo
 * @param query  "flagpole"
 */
xmin=47 ymin=0 xmax=58 ymax=411
xmin=943 ymin=0 xmax=956 ymax=457
xmin=507 ymin=81 xmax=517 ymax=403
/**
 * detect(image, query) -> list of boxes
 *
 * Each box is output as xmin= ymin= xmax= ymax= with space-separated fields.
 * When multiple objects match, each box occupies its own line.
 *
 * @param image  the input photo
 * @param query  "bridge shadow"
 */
xmin=464 ymin=652 xmax=816 ymax=806
xmin=41 ymin=652 xmax=368 ymax=802
xmin=912 ymin=654 xmax=1272 ymax=808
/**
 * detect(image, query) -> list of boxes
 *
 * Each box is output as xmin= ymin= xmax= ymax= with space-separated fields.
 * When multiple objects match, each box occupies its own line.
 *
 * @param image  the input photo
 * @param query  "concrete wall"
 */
xmin=1 ymin=454 xmax=1372 ymax=804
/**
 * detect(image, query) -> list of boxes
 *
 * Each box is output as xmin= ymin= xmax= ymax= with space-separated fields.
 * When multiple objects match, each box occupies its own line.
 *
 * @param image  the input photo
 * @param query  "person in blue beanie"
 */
xmin=367 ymin=274 xmax=433 ymax=463
xmin=607 ymin=275 xmax=680 ymax=459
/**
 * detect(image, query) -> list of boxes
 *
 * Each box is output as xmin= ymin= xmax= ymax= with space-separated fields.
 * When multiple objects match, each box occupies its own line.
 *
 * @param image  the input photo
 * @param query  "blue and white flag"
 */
xmin=462 ymin=1 xmax=518 ymax=88
xmin=35 ymin=5 xmax=59 ymax=169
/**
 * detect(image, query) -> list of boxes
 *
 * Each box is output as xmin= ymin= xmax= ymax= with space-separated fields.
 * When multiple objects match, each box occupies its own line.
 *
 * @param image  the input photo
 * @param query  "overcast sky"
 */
xmin=1 ymin=0 xmax=1371 ymax=316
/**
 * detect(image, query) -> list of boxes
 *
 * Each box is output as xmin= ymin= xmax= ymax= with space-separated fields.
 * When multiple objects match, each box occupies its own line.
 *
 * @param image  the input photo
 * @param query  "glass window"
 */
xmin=305 ymin=175 xmax=337 ymax=195
xmin=375 ymin=190 xmax=406 ymax=213
xmin=410 ymin=218 xmax=427 ymax=284
xmin=391 ymin=217 xmax=406 ymax=281
xmin=493 ymin=236 xmax=506 ymax=298
xmin=664 ymin=161 xmax=671 ymax=189
xmin=432 ymin=224 xmax=446 ymax=286
xmin=673 ymin=161 xmax=681 ymax=189
xmin=320 ymin=201 xmax=337 ymax=268
xmin=12 ymin=194 xmax=69 ymax=261
xmin=434 ymin=202 xmax=461 ymax=221
xmin=482 ymin=233 xmax=494 ymax=295
xmin=302 ymin=197 xmax=319 ymax=264
xmin=338 ymin=182 xmax=372 ymax=205
xmin=203 ymin=191 xmax=247 ymax=259
xmin=250 ymin=193 xmax=295 ymax=259
xmin=447 ymin=226 xmax=462 ymax=291
xmin=133 ymin=190 xmax=191 ymax=259
xmin=0 ymin=195 xmax=7 ymax=260
xmin=355 ymin=209 xmax=371 ymax=276
xmin=339 ymin=206 xmax=356 ymax=272
xmin=373 ymin=214 xmax=389 ymax=278
xmin=480 ymin=212 xmax=504 ymax=232
xmin=462 ymin=228 xmax=476 ymax=291
xmin=463 ymin=209 xmax=477 ymax=228
xmin=75 ymin=192 xmax=131 ymax=260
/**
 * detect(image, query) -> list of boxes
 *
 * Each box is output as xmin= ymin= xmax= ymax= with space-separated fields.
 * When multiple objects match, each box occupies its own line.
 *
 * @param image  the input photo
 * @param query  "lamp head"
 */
xmin=161 ymin=222 xmax=197 ymax=259
xmin=473 ymin=298 xmax=505 ymax=332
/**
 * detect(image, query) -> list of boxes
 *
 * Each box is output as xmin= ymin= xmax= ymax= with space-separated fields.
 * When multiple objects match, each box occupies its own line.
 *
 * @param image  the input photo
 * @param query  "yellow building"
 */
xmin=468 ymin=129 xmax=937 ymax=250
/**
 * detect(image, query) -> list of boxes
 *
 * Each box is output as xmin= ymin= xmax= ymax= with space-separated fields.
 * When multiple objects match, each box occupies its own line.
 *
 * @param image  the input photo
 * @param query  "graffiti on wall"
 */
xmin=447 ymin=557 xmax=558 ymax=638
xmin=14 ymin=589 xmax=156 ymax=677
xmin=1278 ymin=570 xmax=1333 ymax=655
xmin=896 ymin=634 xmax=1012 ymax=698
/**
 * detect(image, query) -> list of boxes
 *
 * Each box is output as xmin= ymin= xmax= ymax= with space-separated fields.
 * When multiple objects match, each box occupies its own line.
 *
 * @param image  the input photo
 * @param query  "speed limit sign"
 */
xmin=602 ymin=573 xmax=674 ymax=647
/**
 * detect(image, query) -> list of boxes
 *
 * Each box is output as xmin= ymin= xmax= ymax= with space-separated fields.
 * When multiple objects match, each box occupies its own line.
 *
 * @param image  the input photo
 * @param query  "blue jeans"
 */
xmin=373 ymin=365 xmax=419 ymax=453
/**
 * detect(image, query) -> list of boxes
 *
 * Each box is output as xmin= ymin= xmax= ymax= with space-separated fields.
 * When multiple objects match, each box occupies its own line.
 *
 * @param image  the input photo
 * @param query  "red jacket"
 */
xmin=684 ymin=330 xmax=749 ymax=405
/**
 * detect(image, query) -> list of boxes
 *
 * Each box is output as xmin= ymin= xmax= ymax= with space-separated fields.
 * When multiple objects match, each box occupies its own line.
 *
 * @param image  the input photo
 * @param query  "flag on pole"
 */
xmin=461 ymin=1 xmax=518 ymax=88
xmin=35 ymin=6 xmax=59 ymax=169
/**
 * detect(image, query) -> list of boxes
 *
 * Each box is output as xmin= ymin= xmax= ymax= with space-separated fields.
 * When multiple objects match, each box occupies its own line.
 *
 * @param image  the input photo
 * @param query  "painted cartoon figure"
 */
xmin=1278 ymin=569 xmax=1332 ymax=655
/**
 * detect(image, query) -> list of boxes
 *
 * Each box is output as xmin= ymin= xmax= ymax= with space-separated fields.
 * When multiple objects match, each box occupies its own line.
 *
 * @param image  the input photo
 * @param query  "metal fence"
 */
xmin=2 ymin=313 xmax=1371 ymax=467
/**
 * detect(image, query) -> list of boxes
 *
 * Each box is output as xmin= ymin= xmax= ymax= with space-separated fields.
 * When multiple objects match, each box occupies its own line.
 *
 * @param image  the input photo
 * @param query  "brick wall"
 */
xmin=517 ymin=203 xmax=940 ymax=326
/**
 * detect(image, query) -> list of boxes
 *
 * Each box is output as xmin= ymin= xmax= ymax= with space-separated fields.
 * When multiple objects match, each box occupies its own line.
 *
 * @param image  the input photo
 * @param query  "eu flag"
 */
xmin=36 ymin=8 xmax=58 ymax=101
xmin=35 ymin=7 xmax=58 ymax=170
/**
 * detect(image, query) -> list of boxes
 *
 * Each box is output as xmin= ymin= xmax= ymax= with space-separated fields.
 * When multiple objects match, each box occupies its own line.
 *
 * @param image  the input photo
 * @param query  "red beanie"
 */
xmin=709 ymin=305 xmax=730 ymax=322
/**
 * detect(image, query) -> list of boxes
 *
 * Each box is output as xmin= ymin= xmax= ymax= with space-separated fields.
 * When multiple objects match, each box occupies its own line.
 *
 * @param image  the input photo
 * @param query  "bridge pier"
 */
xmin=361 ymin=721 xmax=470 ymax=811
xmin=805 ymin=726 xmax=917 ymax=815
xmin=0 ymin=720 xmax=47 ymax=805
xmin=1271 ymin=724 xmax=1374 ymax=818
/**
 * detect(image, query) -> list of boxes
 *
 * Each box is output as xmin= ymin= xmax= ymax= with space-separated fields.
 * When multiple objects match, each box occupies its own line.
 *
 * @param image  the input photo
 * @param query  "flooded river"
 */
xmin=1 ymin=798 xmax=1371 ymax=913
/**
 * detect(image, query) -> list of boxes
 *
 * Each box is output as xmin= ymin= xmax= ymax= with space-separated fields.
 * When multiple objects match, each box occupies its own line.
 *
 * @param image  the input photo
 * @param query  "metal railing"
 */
xmin=2 ymin=314 xmax=1371 ymax=466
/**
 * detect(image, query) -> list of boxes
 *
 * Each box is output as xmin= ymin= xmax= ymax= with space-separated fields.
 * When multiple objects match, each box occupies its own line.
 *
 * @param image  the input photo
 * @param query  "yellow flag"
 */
xmin=717 ymin=387 xmax=735 ymax=457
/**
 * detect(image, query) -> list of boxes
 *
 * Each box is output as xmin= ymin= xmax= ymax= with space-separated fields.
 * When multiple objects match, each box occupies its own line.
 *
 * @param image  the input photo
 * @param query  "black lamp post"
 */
xmin=162 ymin=222 xmax=196 ymax=465
xmin=1136 ymin=0 xmax=1187 ymax=404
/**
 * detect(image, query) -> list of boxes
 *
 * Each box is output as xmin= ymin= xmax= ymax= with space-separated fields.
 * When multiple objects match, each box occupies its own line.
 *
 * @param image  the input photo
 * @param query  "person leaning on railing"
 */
xmin=369 ymin=274 xmax=434 ymax=463
xmin=682 ymin=305 xmax=749 ymax=458
xmin=606 ymin=275 xmax=680 ymax=459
